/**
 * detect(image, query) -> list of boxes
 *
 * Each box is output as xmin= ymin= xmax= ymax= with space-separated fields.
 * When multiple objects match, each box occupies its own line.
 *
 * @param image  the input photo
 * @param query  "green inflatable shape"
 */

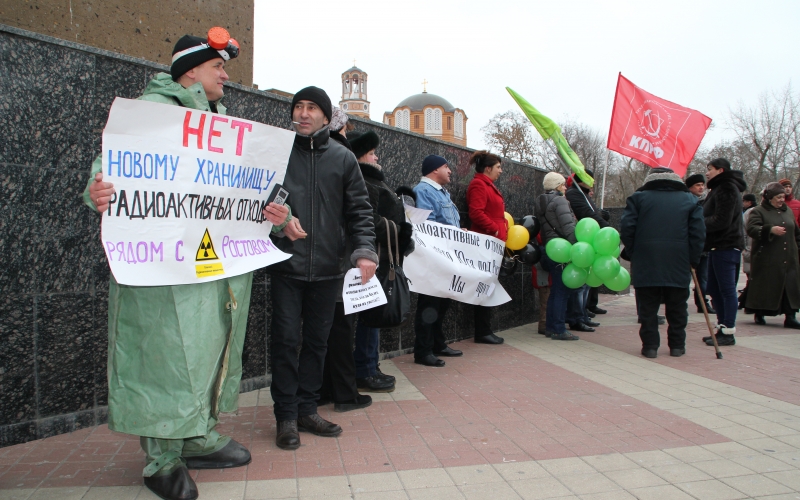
xmin=593 ymin=227 xmax=621 ymax=256
xmin=546 ymin=238 xmax=572 ymax=264
xmin=575 ymin=218 xmax=600 ymax=244
xmin=570 ymin=242 xmax=595 ymax=268
xmin=586 ymin=267 xmax=604 ymax=287
xmin=562 ymin=263 xmax=588 ymax=289
xmin=606 ymin=267 xmax=631 ymax=292
xmin=593 ymin=255 xmax=621 ymax=281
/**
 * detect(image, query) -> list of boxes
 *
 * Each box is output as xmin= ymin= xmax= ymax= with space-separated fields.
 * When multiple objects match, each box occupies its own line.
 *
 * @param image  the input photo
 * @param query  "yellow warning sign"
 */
xmin=196 ymin=262 xmax=225 ymax=278
xmin=196 ymin=229 xmax=219 ymax=261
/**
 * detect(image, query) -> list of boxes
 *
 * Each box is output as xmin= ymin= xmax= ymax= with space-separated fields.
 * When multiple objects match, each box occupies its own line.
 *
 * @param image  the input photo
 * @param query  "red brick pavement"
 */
xmin=0 ymin=338 xmax=727 ymax=490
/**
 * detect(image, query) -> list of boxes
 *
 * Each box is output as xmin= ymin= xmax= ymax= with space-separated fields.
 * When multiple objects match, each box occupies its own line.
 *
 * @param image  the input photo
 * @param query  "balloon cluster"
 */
xmin=544 ymin=219 xmax=630 ymax=291
xmin=500 ymin=212 xmax=541 ymax=276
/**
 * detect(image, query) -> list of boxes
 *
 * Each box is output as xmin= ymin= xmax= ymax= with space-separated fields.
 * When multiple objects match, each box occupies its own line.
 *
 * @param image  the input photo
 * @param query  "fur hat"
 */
xmin=543 ymin=172 xmax=566 ymax=191
xmin=685 ymin=173 xmax=705 ymax=187
xmin=328 ymin=106 xmax=349 ymax=132
xmin=349 ymin=131 xmax=380 ymax=160
xmin=291 ymin=86 xmax=332 ymax=122
xmin=743 ymin=193 xmax=757 ymax=204
xmin=764 ymin=182 xmax=786 ymax=201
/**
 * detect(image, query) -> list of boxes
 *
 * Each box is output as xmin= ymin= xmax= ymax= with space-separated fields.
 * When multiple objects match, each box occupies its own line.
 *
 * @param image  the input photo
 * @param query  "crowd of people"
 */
xmin=81 ymin=29 xmax=800 ymax=500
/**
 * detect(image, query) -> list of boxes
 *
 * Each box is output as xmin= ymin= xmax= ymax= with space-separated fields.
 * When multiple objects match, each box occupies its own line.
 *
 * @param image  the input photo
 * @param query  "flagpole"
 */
xmin=542 ymin=139 xmax=596 ymax=213
xmin=600 ymin=150 xmax=609 ymax=209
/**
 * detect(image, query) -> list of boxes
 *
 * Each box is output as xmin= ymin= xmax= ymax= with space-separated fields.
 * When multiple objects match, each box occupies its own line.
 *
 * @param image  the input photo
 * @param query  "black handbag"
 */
xmin=359 ymin=218 xmax=412 ymax=328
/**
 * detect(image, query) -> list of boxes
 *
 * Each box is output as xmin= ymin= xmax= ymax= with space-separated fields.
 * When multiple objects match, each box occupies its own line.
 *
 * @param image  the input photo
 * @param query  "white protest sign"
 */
xmin=100 ymin=98 xmax=295 ymax=286
xmin=404 ymin=221 xmax=511 ymax=306
xmin=403 ymin=203 xmax=432 ymax=224
xmin=342 ymin=268 xmax=387 ymax=315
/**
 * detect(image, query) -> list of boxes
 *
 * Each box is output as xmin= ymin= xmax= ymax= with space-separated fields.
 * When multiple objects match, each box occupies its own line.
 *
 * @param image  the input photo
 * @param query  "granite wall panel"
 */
xmin=0 ymin=24 xmax=548 ymax=447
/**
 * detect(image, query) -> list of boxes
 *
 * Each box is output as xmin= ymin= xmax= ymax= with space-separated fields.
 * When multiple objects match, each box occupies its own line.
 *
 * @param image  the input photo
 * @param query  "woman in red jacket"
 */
xmin=467 ymin=150 xmax=507 ymax=345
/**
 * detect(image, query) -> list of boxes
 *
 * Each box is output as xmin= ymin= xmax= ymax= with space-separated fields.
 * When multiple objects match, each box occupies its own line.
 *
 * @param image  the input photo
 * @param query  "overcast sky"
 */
xmin=253 ymin=0 xmax=800 ymax=152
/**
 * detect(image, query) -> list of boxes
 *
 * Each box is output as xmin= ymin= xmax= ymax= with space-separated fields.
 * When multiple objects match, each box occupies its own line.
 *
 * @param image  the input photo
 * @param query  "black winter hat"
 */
xmin=421 ymin=155 xmax=448 ymax=176
xmin=349 ymin=131 xmax=380 ymax=160
xmin=291 ymin=86 xmax=332 ymax=122
xmin=171 ymin=34 xmax=237 ymax=81
xmin=708 ymin=158 xmax=731 ymax=171
xmin=743 ymin=193 xmax=757 ymax=204
xmin=685 ymin=173 xmax=705 ymax=187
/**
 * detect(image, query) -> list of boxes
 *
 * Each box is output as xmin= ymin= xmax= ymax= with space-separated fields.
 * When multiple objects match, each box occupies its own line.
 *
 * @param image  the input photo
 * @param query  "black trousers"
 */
xmin=587 ymin=286 xmax=599 ymax=309
xmin=320 ymin=302 xmax=359 ymax=403
xmin=414 ymin=294 xmax=450 ymax=359
xmin=270 ymin=276 xmax=339 ymax=421
xmin=474 ymin=305 xmax=493 ymax=338
xmin=636 ymin=286 xmax=689 ymax=350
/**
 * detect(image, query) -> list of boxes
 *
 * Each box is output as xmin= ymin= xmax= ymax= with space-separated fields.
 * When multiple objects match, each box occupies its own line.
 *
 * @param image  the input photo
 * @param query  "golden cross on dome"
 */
xmin=421 ymin=79 xmax=428 ymax=93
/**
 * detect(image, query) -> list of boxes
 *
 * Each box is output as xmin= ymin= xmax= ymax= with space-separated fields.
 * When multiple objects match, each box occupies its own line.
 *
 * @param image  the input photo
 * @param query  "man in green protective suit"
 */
xmin=84 ymin=30 xmax=298 ymax=500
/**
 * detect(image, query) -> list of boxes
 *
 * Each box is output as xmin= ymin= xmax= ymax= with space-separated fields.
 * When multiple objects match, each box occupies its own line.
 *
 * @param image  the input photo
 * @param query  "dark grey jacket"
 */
xmin=535 ymin=190 xmax=577 ymax=244
xmin=620 ymin=170 xmax=705 ymax=288
xmin=270 ymin=127 xmax=377 ymax=281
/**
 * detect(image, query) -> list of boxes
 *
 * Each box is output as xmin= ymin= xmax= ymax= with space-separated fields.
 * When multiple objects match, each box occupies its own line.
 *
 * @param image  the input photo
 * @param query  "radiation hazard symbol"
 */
xmin=195 ymin=229 xmax=219 ymax=261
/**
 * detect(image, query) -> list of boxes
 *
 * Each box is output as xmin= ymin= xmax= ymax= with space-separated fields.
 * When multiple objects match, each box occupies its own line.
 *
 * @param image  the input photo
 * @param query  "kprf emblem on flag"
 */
xmin=607 ymin=74 xmax=711 ymax=177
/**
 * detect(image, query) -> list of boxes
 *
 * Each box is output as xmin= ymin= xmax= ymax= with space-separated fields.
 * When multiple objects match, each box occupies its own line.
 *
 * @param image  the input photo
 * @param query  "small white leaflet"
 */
xmin=404 ymin=203 xmax=432 ymax=224
xmin=342 ymin=267 xmax=388 ymax=315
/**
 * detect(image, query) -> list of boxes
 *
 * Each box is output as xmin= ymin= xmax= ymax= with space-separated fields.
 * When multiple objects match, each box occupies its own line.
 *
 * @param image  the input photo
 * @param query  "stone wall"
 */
xmin=0 ymin=24 xmax=548 ymax=447
xmin=0 ymin=0 xmax=254 ymax=85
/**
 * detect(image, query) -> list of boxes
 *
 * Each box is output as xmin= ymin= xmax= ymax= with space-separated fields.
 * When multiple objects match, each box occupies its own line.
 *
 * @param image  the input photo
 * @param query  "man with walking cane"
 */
xmin=620 ymin=168 xmax=706 ymax=358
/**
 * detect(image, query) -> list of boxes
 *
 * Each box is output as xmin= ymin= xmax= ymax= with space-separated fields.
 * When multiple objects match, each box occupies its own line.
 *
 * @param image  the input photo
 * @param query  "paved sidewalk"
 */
xmin=2 ymin=294 xmax=800 ymax=500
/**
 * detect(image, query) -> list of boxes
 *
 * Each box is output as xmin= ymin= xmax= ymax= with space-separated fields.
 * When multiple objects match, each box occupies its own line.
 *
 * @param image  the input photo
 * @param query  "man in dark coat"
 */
xmin=620 ymin=168 xmax=705 ymax=358
xmin=702 ymin=158 xmax=747 ymax=346
xmin=685 ymin=173 xmax=714 ymax=314
xmin=564 ymin=170 xmax=609 ymax=329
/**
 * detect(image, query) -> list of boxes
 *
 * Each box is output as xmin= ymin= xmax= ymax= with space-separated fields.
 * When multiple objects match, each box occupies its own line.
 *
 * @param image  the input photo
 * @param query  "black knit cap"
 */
xmin=349 ymin=131 xmax=380 ymax=160
xmin=291 ymin=86 xmax=332 ymax=122
xmin=171 ymin=35 xmax=235 ymax=81
xmin=708 ymin=158 xmax=731 ymax=171
xmin=743 ymin=193 xmax=757 ymax=204
xmin=685 ymin=173 xmax=705 ymax=187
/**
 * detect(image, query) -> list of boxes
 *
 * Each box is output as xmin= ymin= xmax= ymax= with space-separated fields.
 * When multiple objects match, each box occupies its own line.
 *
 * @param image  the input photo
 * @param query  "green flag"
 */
xmin=506 ymin=87 xmax=594 ymax=187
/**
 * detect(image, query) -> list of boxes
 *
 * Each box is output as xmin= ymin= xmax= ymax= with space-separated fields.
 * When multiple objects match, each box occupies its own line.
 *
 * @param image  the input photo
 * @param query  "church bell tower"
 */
xmin=339 ymin=63 xmax=370 ymax=119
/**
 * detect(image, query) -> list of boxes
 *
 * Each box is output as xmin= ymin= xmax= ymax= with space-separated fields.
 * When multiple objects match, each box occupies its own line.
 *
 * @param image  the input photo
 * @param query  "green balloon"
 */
xmin=593 ymin=255 xmax=621 ymax=281
xmin=546 ymin=238 xmax=572 ymax=264
xmin=586 ymin=267 xmax=604 ymax=287
xmin=605 ymin=267 xmax=631 ymax=292
xmin=593 ymin=227 xmax=621 ymax=256
xmin=562 ymin=263 xmax=588 ymax=289
xmin=610 ymin=244 xmax=621 ymax=258
xmin=570 ymin=241 xmax=596 ymax=268
xmin=575 ymin=218 xmax=600 ymax=244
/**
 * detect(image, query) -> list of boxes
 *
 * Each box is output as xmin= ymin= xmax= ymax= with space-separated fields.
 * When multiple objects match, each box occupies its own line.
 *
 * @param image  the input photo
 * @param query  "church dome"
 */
xmin=396 ymin=93 xmax=456 ymax=112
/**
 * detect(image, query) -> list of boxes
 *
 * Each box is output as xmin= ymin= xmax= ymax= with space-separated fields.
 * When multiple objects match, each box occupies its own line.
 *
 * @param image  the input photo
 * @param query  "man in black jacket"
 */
xmin=620 ymin=168 xmax=705 ymax=358
xmin=686 ymin=173 xmax=714 ymax=314
xmin=703 ymin=158 xmax=747 ymax=346
xmin=565 ymin=170 xmax=610 ymax=327
xmin=269 ymin=87 xmax=378 ymax=450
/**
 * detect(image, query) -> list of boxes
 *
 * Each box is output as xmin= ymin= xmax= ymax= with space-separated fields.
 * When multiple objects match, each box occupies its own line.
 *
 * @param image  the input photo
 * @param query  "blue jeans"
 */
xmin=707 ymin=249 xmax=741 ymax=328
xmin=566 ymin=285 xmax=590 ymax=325
xmin=354 ymin=321 xmax=380 ymax=379
xmin=541 ymin=254 xmax=570 ymax=334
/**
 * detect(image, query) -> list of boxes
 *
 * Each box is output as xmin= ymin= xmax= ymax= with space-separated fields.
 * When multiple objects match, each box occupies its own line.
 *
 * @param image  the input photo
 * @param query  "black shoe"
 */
xmin=475 ymin=333 xmax=504 ymax=344
xmin=144 ymin=465 xmax=198 ymax=500
xmin=707 ymin=306 xmax=716 ymax=314
xmin=297 ymin=413 xmax=342 ymax=437
xmin=587 ymin=310 xmax=596 ymax=318
xmin=784 ymin=317 xmax=800 ymax=329
xmin=544 ymin=331 xmax=557 ymax=338
xmin=375 ymin=364 xmax=396 ymax=384
xmin=584 ymin=320 xmax=600 ymax=327
xmin=185 ymin=439 xmax=251 ymax=469
xmin=705 ymin=333 xmax=735 ymax=346
xmin=755 ymin=314 xmax=766 ymax=325
xmin=568 ymin=323 xmax=595 ymax=332
xmin=551 ymin=331 xmax=580 ymax=341
xmin=434 ymin=346 xmax=463 ymax=357
xmin=588 ymin=306 xmax=607 ymax=315
xmin=538 ymin=330 xmax=548 ymax=336
xmin=276 ymin=420 xmax=300 ymax=450
xmin=317 ymin=397 xmax=332 ymax=406
xmin=414 ymin=354 xmax=445 ymax=367
xmin=670 ymin=348 xmax=685 ymax=357
xmin=356 ymin=375 xmax=395 ymax=393
xmin=641 ymin=348 xmax=658 ymax=358
xmin=334 ymin=394 xmax=372 ymax=413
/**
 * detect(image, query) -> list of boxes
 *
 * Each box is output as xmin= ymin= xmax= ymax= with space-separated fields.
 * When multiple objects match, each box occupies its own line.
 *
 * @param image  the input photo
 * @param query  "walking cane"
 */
xmin=691 ymin=267 xmax=722 ymax=359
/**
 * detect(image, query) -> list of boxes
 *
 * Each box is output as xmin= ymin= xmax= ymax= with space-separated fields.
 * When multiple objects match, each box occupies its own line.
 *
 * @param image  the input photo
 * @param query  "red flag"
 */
xmin=607 ymin=74 xmax=711 ymax=177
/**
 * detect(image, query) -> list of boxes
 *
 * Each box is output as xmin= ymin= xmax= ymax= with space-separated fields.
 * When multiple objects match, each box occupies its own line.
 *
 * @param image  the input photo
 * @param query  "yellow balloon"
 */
xmin=504 ymin=211 xmax=514 ymax=232
xmin=506 ymin=225 xmax=529 ymax=250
